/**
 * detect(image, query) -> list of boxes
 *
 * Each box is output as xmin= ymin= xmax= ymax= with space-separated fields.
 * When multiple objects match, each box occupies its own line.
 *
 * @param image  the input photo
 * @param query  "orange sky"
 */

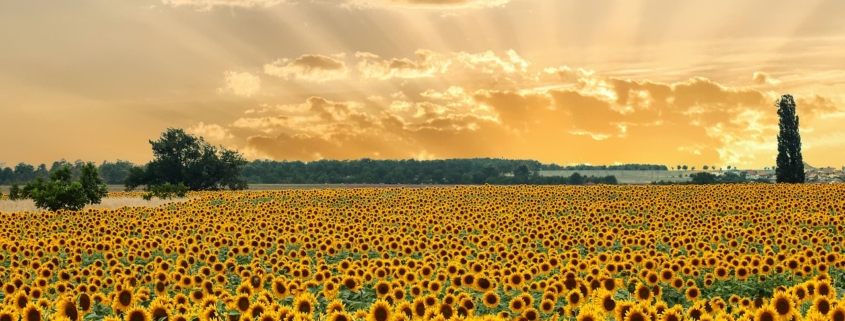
xmin=1 ymin=0 xmax=844 ymax=169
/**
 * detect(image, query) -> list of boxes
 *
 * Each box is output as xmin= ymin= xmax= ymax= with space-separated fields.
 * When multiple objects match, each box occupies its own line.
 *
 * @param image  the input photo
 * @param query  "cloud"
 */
xmin=218 ymin=71 xmax=260 ymax=97
xmin=456 ymin=50 xmax=529 ymax=74
xmin=186 ymin=122 xmax=232 ymax=141
xmin=753 ymin=71 xmax=782 ymax=85
xmin=343 ymin=0 xmax=515 ymax=10
xmin=355 ymin=50 xmax=450 ymax=80
xmin=264 ymin=54 xmax=349 ymax=82
xmin=160 ymin=0 xmax=284 ymax=10
xmin=216 ymin=47 xmax=844 ymax=168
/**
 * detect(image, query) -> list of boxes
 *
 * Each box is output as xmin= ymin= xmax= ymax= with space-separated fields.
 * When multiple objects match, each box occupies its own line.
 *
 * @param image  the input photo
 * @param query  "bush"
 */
xmin=29 ymin=167 xmax=89 ymax=211
xmin=27 ymin=163 xmax=110 ymax=211
xmin=79 ymin=162 xmax=108 ymax=205
xmin=143 ymin=182 xmax=189 ymax=200
xmin=8 ymin=181 xmax=23 ymax=200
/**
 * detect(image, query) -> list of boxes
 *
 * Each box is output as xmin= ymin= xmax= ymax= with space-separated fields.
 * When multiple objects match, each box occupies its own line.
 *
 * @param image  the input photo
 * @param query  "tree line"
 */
xmin=241 ymin=158 xmax=618 ymax=185
xmin=0 ymin=159 xmax=134 ymax=185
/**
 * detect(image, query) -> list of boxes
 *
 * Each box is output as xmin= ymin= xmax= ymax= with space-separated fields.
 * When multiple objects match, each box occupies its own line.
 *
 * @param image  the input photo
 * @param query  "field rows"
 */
xmin=1 ymin=184 xmax=845 ymax=321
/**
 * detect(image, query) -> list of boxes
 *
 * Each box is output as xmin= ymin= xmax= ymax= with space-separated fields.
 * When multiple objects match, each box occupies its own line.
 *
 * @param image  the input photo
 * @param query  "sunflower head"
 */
xmin=366 ymin=300 xmax=392 ymax=321
xmin=125 ymin=306 xmax=151 ymax=321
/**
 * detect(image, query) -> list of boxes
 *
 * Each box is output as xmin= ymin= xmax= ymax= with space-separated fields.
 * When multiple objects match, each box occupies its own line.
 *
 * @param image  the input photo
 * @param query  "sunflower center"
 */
xmin=64 ymin=304 xmax=79 ymax=321
xmin=129 ymin=311 xmax=146 ymax=321
xmin=775 ymin=299 xmax=791 ymax=315
xmin=26 ymin=308 xmax=41 ymax=321
xmin=119 ymin=291 xmax=132 ymax=306
xmin=374 ymin=307 xmax=389 ymax=321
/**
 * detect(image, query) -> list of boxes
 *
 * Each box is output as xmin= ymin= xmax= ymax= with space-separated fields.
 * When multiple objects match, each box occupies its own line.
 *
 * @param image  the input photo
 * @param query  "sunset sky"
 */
xmin=2 ymin=0 xmax=844 ymax=169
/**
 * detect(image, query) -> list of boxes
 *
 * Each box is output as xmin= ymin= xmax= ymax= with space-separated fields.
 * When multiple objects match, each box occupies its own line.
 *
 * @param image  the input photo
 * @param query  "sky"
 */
xmin=1 ymin=0 xmax=844 ymax=169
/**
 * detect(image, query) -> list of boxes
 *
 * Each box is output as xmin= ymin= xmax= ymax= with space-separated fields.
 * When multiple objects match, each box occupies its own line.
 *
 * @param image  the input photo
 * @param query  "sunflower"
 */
xmin=148 ymin=300 xmax=169 ymax=321
xmin=437 ymin=303 xmax=455 ymax=319
xmin=815 ymin=280 xmax=835 ymax=299
xmin=634 ymin=284 xmax=652 ymax=304
xmin=685 ymin=286 xmax=701 ymax=302
xmin=482 ymin=291 xmax=500 ymax=308
xmin=614 ymin=301 xmax=635 ymax=321
xmin=812 ymin=296 xmax=832 ymax=315
xmin=231 ymin=294 xmax=251 ymax=313
xmin=509 ymin=296 xmax=526 ymax=313
xmin=829 ymin=305 xmax=845 ymax=321
xmin=327 ymin=311 xmax=355 ymax=321
xmin=395 ymin=301 xmax=413 ymax=319
xmin=112 ymin=288 xmax=135 ymax=313
xmin=539 ymin=299 xmax=555 ymax=314
xmin=272 ymin=278 xmax=289 ymax=299
xmin=341 ymin=276 xmax=361 ymax=293
xmin=566 ymin=289 xmax=584 ymax=308
xmin=197 ymin=305 xmax=218 ymax=321
xmin=374 ymin=281 xmax=391 ymax=299
xmin=475 ymin=276 xmax=494 ymax=292
xmin=624 ymin=304 xmax=648 ymax=321
xmin=659 ymin=307 xmax=682 ymax=321
xmin=293 ymin=292 xmax=318 ymax=316
xmin=21 ymin=303 xmax=42 ymax=321
xmin=0 ymin=308 xmax=18 ymax=321
xmin=245 ymin=302 xmax=267 ymax=321
xmin=13 ymin=291 xmax=29 ymax=313
xmin=753 ymin=305 xmax=777 ymax=321
xmin=366 ymin=300 xmax=392 ymax=321
xmin=54 ymin=298 xmax=80 ymax=321
xmin=575 ymin=305 xmax=602 ymax=321
xmin=77 ymin=293 xmax=93 ymax=313
xmin=411 ymin=297 xmax=428 ymax=320
xmin=124 ymin=306 xmax=151 ymax=321
xmin=769 ymin=291 xmax=795 ymax=320
xmin=326 ymin=299 xmax=345 ymax=315
xmin=594 ymin=289 xmax=616 ymax=314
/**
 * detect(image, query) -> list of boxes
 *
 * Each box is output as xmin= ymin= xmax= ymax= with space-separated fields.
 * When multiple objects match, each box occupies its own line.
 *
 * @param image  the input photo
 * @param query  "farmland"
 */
xmin=1 ymin=184 xmax=845 ymax=321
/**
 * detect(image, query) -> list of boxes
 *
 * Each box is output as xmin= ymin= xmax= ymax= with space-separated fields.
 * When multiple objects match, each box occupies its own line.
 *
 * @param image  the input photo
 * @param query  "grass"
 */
xmin=0 ymin=197 xmax=190 ymax=213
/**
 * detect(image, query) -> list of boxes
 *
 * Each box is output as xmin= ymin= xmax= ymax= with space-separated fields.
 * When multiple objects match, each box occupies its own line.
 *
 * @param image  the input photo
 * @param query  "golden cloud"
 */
xmin=264 ymin=54 xmax=349 ymax=82
xmin=355 ymin=50 xmax=450 ymax=80
xmin=218 ymin=71 xmax=261 ymax=97
xmin=160 ymin=0 xmax=284 ymax=10
xmin=225 ymin=48 xmax=845 ymax=168
xmin=343 ymin=0 xmax=515 ymax=10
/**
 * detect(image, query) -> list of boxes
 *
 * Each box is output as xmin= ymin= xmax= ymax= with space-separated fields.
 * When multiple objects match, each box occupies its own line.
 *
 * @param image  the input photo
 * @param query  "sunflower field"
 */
xmin=2 ymin=184 xmax=845 ymax=321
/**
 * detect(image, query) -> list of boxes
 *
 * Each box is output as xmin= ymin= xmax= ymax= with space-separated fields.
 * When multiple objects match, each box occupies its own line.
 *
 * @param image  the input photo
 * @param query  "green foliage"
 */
xmin=775 ymin=94 xmax=805 ymax=183
xmin=8 ymin=181 xmax=23 ymax=200
xmin=29 ymin=166 xmax=89 ymax=211
xmin=126 ymin=128 xmax=249 ymax=191
xmin=690 ymin=172 xmax=718 ymax=184
xmin=79 ymin=162 xmax=108 ymax=205
xmin=142 ymin=182 xmax=189 ymax=200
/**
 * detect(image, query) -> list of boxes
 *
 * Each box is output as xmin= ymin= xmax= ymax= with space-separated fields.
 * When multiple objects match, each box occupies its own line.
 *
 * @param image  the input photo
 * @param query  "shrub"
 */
xmin=8 ymin=181 xmax=23 ymax=200
xmin=29 ymin=166 xmax=89 ymax=211
xmin=142 ymin=182 xmax=189 ymax=200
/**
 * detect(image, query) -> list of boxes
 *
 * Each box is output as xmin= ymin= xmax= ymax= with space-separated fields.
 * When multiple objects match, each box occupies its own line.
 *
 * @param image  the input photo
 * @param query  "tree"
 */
xmin=703 ymin=165 xmax=709 ymax=170
xmin=569 ymin=172 xmax=584 ymax=185
xmin=126 ymin=128 xmax=249 ymax=191
xmin=727 ymin=165 xmax=732 ymax=170
xmin=691 ymin=166 xmax=696 ymax=171
xmin=775 ymin=94 xmax=805 ymax=183
xmin=514 ymin=164 xmax=530 ymax=177
xmin=690 ymin=172 xmax=718 ymax=184
xmin=682 ymin=165 xmax=688 ymax=170
xmin=8 ymin=182 xmax=23 ymax=200
xmin=28 ymin=166 xmax=88 ymax=212
xmin=676 ymin=165 xmax=681 ymax=171
xmin=79 ymin=162 xmax=108 ymax=205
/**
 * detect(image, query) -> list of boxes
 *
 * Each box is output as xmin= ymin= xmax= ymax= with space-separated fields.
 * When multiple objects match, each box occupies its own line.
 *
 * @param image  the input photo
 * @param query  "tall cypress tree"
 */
xmin=775 ymin=94 xmax=805 ymax=183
